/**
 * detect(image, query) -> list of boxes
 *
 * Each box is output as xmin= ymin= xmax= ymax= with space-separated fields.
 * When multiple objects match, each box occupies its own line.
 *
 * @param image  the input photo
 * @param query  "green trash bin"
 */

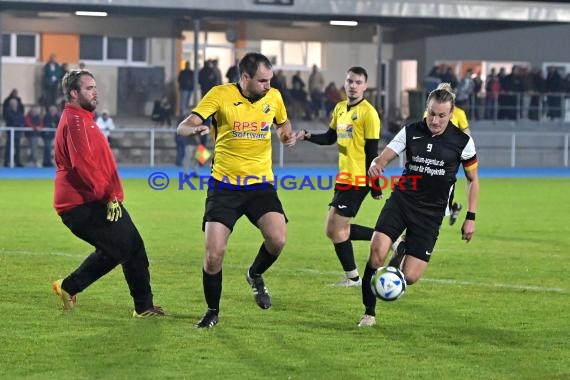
xmin=407 ymin=89 xmax=425 ymax=121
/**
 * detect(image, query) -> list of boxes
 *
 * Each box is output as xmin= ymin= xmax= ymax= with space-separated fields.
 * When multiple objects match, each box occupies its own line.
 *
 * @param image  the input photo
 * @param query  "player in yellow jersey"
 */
xmin=177 ymin=52 xmax=296 ymax=328
xmin=296 ymin=67 xmax=381 ymax=287
xmin=450 ymin=105 xmax=470 ymax=135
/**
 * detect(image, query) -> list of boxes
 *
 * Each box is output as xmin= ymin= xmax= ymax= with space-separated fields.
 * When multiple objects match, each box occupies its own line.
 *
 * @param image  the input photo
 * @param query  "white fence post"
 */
xmin=150 ymin=129 xmax=155 ymax=168
xmin=564 ymin=134 xmax=570 ymax=167
xmin=510 ymin=133 xmax=516 ymax=168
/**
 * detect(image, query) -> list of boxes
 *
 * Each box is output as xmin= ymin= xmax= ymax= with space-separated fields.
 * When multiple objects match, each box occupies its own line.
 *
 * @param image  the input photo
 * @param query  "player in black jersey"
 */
xmin=357 ymin=83 xmax=480 ymax=327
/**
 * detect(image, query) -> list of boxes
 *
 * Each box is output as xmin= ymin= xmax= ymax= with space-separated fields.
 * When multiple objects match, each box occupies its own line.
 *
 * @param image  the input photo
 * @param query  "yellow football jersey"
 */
xmin=193 ymin=84 xmax=287 ymax=185
xmin=330 ymin=99 xmax=381 ymax=185
xmin=451 ymin=106 xmax=469 ymax=131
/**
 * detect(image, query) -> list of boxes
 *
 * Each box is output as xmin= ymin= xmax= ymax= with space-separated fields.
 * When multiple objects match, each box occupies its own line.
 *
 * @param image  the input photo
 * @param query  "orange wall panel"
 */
xmin=41 ymin=34 xmax=79 ymax=64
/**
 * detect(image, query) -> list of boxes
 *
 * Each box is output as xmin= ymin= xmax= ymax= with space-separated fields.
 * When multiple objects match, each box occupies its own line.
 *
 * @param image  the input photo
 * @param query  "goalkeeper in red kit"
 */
xmin=52 ymin=69 xmax=164 ymax=318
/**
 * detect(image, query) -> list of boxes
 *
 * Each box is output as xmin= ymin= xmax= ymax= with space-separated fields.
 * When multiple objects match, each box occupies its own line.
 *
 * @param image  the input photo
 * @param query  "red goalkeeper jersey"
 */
xmin=53 ymin=104 xmax=123 ymax=215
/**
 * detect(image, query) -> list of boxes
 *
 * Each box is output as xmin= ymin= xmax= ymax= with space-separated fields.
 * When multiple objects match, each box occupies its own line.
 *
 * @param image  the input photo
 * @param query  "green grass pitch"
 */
xmin=0 ymin=177 xmax=568 ymax=379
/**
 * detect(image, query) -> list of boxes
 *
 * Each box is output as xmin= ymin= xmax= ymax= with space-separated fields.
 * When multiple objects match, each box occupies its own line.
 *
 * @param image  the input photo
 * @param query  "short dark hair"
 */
xmin=238 ymin=52 xmax=272 ymax=79
xmin=347 ymin=66 xmax=368 ymax=82
xmin=62 ymin=69 xmax=95 ymax=102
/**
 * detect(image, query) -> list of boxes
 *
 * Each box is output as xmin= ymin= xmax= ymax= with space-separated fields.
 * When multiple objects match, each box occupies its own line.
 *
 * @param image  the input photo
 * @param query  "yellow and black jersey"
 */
xmin=451 ymin=106 xmax=469 ymax=131
xmin=330 ymin=99 xmax=381 ymax=185
xmin=192 ymin=83 xmax=287 ymax=185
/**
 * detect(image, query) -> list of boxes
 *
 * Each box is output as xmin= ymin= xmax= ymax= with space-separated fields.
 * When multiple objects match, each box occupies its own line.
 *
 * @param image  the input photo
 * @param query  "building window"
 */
xmin=80 ymin=35 xmax=147 ymax=64
xmin=80 ymin=35 xmax=104 ymax=60
xmin=107 ymin=37 xmax=127 ymax=60
xmin=16 ymin=35 xmax=36 ymax=57
xmin=1 ymin=33 xmax=38 ymax=61
xmin=260 ymin=40 xmax=322 ymax=69
xmin=2 ymin=34 xmax=11 ymax=56
xmin=131 ymin=37 xmax=146 ymax=62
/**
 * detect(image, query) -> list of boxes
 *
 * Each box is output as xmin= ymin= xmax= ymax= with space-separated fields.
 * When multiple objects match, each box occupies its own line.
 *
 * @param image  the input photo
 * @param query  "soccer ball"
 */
xmin=371 ymin=266 xmax=407 ymax=301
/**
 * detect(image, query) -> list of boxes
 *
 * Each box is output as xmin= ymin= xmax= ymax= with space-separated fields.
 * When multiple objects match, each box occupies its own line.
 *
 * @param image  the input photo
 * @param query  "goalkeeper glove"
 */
xmin=106 ymin=198 xmax=122 ymax=222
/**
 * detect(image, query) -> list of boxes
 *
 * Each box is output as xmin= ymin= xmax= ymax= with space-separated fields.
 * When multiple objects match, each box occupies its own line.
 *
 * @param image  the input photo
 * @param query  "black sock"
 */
xmin=333 ymin=240 xmax=358 ymax=279
xmin=249 ymin=243 xmax=278 ymax=278
xmin=349 ymin=224 xmax=374 ymax=241
xmin=362 ymin=262 xmax=377 ymax=316
xmin=202 ymin=268 xmax=222 ymax=312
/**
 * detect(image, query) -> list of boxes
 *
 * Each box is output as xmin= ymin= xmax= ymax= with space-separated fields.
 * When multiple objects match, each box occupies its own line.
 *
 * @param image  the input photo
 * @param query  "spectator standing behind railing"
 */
xmin=441 ymin=66 xmax=458 ymax=89
xmin=308 ymin=64 xmax=325 ymax=119
xmin=42 ymin=104 xmax=60 ymax=167
xmin=292 ymin=70 xmax=305 ymax=92
xmin=95 ymin=110 xmax=115 ymax=144
xmin=423 ymin=66 xmax=442 ymax=93
xmin=324 ymin=81 xmax=342 ymax=118
xmin=290 ymin=77 xmax=313 ymax=120
xmin=456 ymin=69 xmax=474 ymax=118
xmin=225 ymin=59 xmax=240 ymax=83
xmin=497 ymin=67 xmax=509 ymax=119
xmin=43 ymin=54 xmax=63 ymax=111
xmin=178 ymin=60 xmax=194 ymax=115
xmin=2 ymin=89 xmax=24 ymax=117
xmin=3 ymin=98 xmax=24 ymax=167
xmin=212 ymin=59 xmax=223 ymax=87
xmin=472 ymin=71 xmax=482 ymax=119
xmin=198 ymin=60 xmax=218 ymax=98
xmin=24 ymin=106 xmax=44 ymax=167
xmin=271 ymin=69 xmax=292 ymax=106
xmin=528 ymin=68 xmax=545 ymax=121
xmin=510 ymin=66 xmax=525 ymax=121
xmin=546 ymin=67 xmax=564 ymax=120
xmin=484 ymin=68 xmax=501 ymax=120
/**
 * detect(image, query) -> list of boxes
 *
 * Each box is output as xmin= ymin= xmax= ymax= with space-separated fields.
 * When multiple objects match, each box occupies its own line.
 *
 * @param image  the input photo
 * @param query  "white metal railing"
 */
xmin=1 ymin=127 xmax=569 ymax=168
xmin=406 ymin=90 xmax=570 ymax=125
xmin=471 ymin=130 xmax=570 ymax=168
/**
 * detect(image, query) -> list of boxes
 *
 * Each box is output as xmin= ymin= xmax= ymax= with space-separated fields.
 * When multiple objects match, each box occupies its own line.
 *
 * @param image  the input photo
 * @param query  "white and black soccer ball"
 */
xmin=371 ymin=266 xmax=407 ymax=301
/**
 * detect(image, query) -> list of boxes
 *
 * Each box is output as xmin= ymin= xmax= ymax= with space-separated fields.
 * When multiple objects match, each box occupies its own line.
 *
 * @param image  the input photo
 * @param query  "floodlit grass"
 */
xmin=0 ymin=177 xmax=569 ymax=379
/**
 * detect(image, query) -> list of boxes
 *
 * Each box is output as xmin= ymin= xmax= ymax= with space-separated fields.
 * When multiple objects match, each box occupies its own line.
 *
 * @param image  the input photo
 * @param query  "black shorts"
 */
xmin=203 ymin=179 xmax=287 ymax=231
xmin=329 ymin=185 xmax=370 ymax=217
xmin=374 ymin=192 xmax=444 ymax=262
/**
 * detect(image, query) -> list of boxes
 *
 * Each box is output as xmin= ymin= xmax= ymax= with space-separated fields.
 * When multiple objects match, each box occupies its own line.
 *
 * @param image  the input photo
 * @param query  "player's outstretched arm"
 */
xmin=276 ymin=119 xmax=296 ymax=147
xmin=297 ymin=127 xmax=337 ymax=146
xmin=177 ymin=114 xmax=210 ymax=136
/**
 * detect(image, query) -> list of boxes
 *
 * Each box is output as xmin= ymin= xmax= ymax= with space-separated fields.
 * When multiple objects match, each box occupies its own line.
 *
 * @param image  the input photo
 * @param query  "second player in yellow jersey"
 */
xmin=297 ymin=66 xmax=381 ymax=287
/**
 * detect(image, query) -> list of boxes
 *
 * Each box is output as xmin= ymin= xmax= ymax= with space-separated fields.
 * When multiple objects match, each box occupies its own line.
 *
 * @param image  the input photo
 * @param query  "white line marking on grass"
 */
xmin=287 ymin=267 xmax=567 ymax=294
xmin=2 ymin=250 xmax=566 ymax=294
xmin=420 ymin=278 xmax=566 ymax=294
xmin=0 ymin=249 xmax=80 ymax=258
